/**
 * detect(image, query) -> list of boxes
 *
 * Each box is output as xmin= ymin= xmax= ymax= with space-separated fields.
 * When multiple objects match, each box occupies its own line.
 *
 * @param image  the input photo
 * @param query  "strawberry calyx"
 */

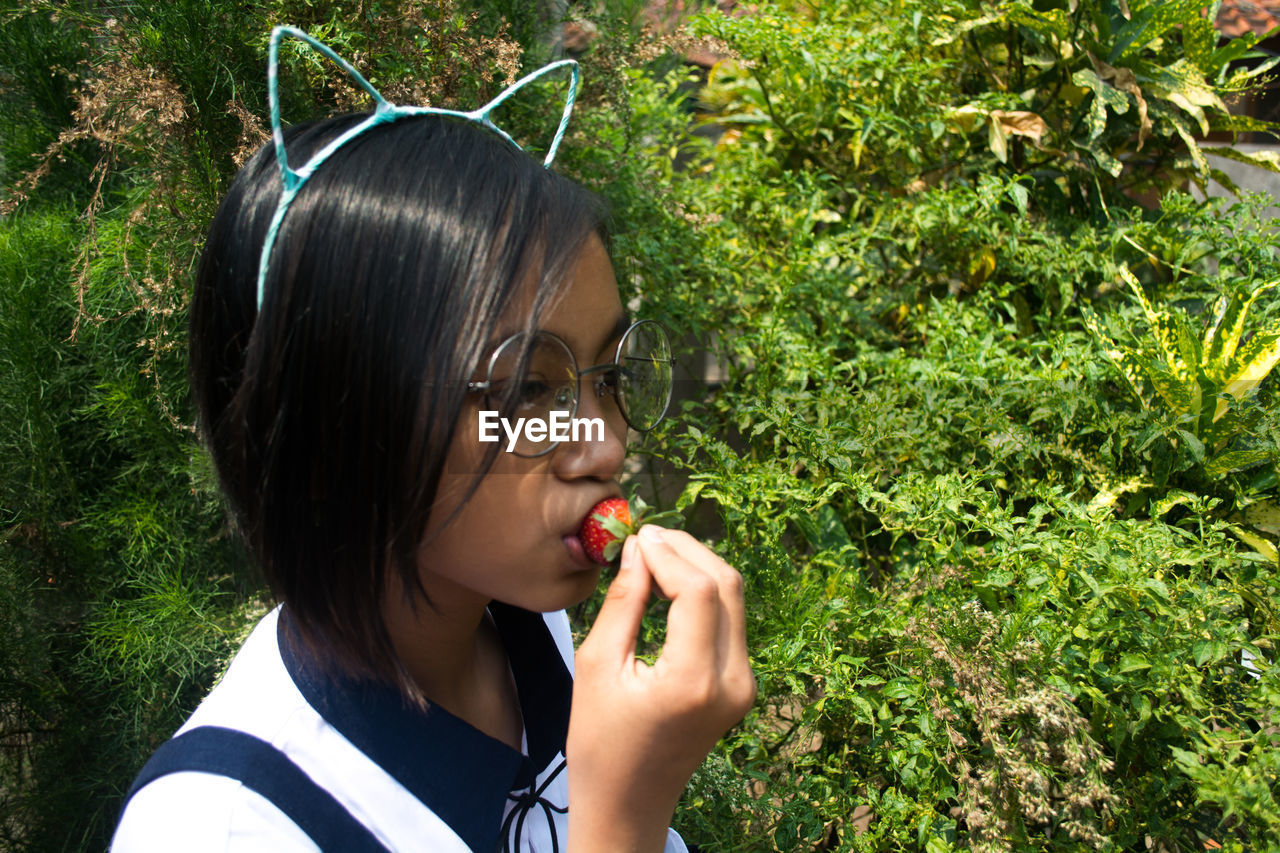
xmin=581 ymin=494 xmax=681 ymax=564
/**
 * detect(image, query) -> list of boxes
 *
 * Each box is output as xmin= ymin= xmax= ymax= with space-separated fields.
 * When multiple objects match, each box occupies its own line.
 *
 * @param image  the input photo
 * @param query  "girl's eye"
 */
xmin=517 ymin=378 xmax=553 ymax=409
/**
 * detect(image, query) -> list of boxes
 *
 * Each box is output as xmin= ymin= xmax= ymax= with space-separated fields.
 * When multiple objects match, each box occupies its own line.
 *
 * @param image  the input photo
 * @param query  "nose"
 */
xmin=551 ymin=385 xmax=626 ymax=481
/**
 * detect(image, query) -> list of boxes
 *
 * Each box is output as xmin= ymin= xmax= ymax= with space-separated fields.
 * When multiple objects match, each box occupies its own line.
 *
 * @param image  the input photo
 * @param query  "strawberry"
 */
xmin=578 ymin=494 xmax=682 ymax=565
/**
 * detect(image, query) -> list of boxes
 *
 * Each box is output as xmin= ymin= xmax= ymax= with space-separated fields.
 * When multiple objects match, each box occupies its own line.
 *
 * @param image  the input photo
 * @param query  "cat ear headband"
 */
xmin=256 ymin=25 xmax=580 ymax=309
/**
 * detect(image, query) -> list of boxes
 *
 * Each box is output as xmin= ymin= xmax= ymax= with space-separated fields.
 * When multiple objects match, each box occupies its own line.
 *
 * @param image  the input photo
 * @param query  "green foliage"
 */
xmin=1084 ymin=267 xmax=1280 ymax=472
xmin=3 ymin=0 xmax=1279 ymax=850
xmin=596 ymin=0 xmax=1280 ymax=850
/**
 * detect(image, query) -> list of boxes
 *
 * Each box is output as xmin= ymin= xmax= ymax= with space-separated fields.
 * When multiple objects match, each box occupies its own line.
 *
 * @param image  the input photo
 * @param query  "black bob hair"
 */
xmin=189 ymin=112 xmax=607 ymax=692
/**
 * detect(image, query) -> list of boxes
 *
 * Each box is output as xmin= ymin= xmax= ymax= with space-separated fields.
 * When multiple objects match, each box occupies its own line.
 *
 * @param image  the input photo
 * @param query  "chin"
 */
xmin=522 ymin=565 xmax=603 ymax=613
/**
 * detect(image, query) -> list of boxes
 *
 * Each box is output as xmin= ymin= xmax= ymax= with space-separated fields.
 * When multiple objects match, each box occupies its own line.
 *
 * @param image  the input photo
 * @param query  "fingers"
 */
xmin=580 ymin=535 xmax=650 ymax=667
xmin=632 ymin=522 xmax=732 ymax=666
xmin=637 ymin=527 xmax=756 ymax=713
xmin=654 ymin=528 xmax=751 ymax=677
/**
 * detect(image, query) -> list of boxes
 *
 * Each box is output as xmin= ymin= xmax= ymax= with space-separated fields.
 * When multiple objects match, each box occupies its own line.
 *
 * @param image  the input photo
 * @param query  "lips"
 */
xmin=562 ymin=533 xmax=592 ymax=567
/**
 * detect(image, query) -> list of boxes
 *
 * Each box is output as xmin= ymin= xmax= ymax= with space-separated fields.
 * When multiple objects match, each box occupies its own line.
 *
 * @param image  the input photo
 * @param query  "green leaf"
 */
xmin=1183 ymin=16 xmax=1218 ymax=75
xmin=1225 ymin=328 xmax=1280 ymax=402
xmin=1205 ymin=450 xmax=1273 ymax=477
xmin=1007 ymin=182 xmax=1029 ymax=216
xmin=1204 ymin=145 xmax=1280 ymax=175
xmin=677 ymin=480 xmax=708 ymax=512
xmin=1210 ymin=26 xmax=1270 ymax=69
xmin=1119 ymin=653 xmax=1151 ymax=673
xmin=794 ymin=503 xmax=852 ymax=552
xmin=1176 ymin=429 xmax=1205 ymax=463
xmin=1192 ymin=639 xmax=1227 ymax=667
xmin=1007 ymin=5 xmax=1071 ymax=39
xmin=1111 ymin=0 xmax=1205 ymax=61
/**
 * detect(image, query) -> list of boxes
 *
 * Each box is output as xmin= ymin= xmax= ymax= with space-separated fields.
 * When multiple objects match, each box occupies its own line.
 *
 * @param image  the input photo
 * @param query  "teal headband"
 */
xmin=257 ymin=25 xmax=580 ymax=309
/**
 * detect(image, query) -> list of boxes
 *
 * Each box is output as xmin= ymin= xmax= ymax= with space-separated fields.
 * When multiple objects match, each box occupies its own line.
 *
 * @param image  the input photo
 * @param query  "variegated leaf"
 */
xmin=1007 ymin=6 xmax=1070 ymax=39
xmin=1143 ymin=353 xmax=1193 ymax=414
xmin=1119 ymin=265 xmax=1159 ymax=326
xmin=1085 ymin=140 xmax=1124 ymax=176
xmin=1082 ymin=305 xmax=1149 ymax=404
xmin=1243 ymin=500 xmax=1280 ymax=535
xmin=1204 ymin=145 xmax=1280 ymax=175
xmin=1172 ymin=311 xmax=1200 ymax=383
xmin=1208 ymin=281 xmax=1276 ymax=376
xmin=1183 ymin=16 xmax=1217 ymax=75
xmin=1227 ymin=524 xmax=1278 ymax=563
xmin=1225 ymin=329 xmax=1280 ymax=401
xmin=1113 ymin=1 xmax=1206 ymax=60
xmin=1201 ymin=294 xmax=1231 ymax=384
xmin=1163 ymin=106 xmax=1209 ymax=175
xmin=1074 ymin=68 xmax=1131 ymax=112
xmin=1206 ymin=397 xmax=1259 ymax=441
xmin=1204 ymin=450 xmax=1273 ymax=477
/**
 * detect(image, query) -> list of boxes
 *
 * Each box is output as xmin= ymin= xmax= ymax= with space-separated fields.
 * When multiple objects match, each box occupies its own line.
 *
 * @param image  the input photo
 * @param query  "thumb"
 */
xmin=581 ymin=535 xmax=649 ymax=664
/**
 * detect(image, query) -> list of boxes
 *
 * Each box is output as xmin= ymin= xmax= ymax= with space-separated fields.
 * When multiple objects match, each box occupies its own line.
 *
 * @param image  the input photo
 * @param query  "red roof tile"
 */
xmin=1217 ymin=0 xmax=1280 ymax=38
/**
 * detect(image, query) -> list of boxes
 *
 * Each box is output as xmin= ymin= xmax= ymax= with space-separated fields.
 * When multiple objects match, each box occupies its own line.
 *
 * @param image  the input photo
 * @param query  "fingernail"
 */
xmin=619 ymin=535 xmax=637 ymax=571
xmin=639 ymin=524 xmax=664 ymax=543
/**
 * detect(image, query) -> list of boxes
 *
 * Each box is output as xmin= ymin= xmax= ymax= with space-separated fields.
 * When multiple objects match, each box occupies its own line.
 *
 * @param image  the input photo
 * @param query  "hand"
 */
xmin=567 ymin=525 xmax=756 ymax=853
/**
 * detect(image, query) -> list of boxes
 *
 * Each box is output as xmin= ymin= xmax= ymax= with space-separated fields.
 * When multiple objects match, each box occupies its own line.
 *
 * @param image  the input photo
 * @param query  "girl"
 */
xmin=111 ymin=26 xmax=755 ymax=853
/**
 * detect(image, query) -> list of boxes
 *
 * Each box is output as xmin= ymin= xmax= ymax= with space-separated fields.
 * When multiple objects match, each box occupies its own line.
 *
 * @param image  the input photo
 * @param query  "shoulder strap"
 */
xmin=123 ymin=726 xmax=388 ymax=852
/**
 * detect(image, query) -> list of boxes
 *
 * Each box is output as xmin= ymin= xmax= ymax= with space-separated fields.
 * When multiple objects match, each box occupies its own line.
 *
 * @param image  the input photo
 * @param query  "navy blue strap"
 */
xmin=123 ymin=726 xmax=388 ymax=852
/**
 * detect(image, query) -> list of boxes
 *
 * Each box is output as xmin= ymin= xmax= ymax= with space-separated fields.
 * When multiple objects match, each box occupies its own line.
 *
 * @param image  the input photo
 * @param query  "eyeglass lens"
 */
xmin=615 ymin=321 xmax=672 ymax=432
xmin=484 ymin=322 xmax=672 ymax=457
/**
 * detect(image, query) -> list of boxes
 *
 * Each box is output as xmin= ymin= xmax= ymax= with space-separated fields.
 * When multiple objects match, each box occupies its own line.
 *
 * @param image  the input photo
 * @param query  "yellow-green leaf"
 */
xmin=1243 ymin=500 xmax=1280 ymax=535
xmin=1207 ymin=282 xmax=1277 ymax=377
xmin=988 ymin=114 xmax=1008 ymax=163
xmin=1225 ymin=330 xmax=1280 ymax=401
xmin=1144 ymin=354 xmax=1194 ymax=414
xmin=1228 ymin=524 xmax=1279 ymax=563
xmin=1007 ymin=6 xmax=1070 ymax=39
xmin=1183 ymin=16 xmax=1217 ymax=75
xmin=1204 ymin=450 xmax=1270 ymax=477
xmin=1164 ymin=107 xmax=1209 ymax=175
xmin=1204 ymin=145 xmax=1280 ymax=175
xmin=1083 ymin=305 xmax=1149 ymax=403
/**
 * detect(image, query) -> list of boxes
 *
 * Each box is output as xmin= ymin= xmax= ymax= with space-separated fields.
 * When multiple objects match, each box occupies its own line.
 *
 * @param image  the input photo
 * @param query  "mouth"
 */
xmin=562 ymin=533 xmax=594 ymax=568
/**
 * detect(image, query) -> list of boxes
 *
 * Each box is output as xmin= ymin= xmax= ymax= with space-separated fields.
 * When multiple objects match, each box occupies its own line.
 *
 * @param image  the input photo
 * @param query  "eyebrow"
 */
xmin=595 ymin=313 xmax=632 ymax=356
xmin=482 ymin=312 xmax=632 ymax=363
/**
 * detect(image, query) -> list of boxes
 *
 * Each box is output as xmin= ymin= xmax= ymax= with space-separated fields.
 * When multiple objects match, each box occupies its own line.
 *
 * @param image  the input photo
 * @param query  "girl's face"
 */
xmin=413 ymin=235 xmax=630 ymax=615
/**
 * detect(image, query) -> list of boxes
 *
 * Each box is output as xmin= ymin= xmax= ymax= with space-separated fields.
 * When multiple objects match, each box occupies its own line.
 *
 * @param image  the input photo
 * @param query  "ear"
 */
xmin=472 ymin=59 xmax=580 ymax=168
xmin=266 ymin=25 xmax=389 ymax=192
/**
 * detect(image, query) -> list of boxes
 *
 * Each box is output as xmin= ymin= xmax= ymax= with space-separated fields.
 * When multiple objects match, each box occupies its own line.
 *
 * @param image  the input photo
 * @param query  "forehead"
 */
xmin=496 ymin=234 xmax=624 ymax=356
xmin=540 ymin=236 xmax=623 ymax=348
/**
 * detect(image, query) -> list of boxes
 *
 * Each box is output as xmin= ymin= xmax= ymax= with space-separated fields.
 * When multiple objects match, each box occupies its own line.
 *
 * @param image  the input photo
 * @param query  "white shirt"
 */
xmin=112 ymin=604 xmax=688 ymax=852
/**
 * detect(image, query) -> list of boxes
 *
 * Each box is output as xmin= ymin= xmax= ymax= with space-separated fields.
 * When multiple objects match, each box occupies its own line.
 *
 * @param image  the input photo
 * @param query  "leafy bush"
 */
xmin=593 ymin=1 xmax=1280 ymax=849
xmin=3 ymin=0 xmax=1279 ymax=850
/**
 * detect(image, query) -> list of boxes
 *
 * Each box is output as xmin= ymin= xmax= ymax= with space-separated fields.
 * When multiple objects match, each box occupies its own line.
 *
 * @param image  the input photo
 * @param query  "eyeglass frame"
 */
xmin=465 ymin=319 xmax=675 ymax=458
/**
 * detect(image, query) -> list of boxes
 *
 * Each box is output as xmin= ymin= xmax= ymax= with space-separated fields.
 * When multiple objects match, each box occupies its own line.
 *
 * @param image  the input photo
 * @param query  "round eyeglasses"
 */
xmin=467 ymin=320 xmax=674 ymax=457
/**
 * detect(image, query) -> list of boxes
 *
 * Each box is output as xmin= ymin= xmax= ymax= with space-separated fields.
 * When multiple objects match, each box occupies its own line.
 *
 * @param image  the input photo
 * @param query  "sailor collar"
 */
xmin=278 ymin=603 xmax=573 ymax=852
